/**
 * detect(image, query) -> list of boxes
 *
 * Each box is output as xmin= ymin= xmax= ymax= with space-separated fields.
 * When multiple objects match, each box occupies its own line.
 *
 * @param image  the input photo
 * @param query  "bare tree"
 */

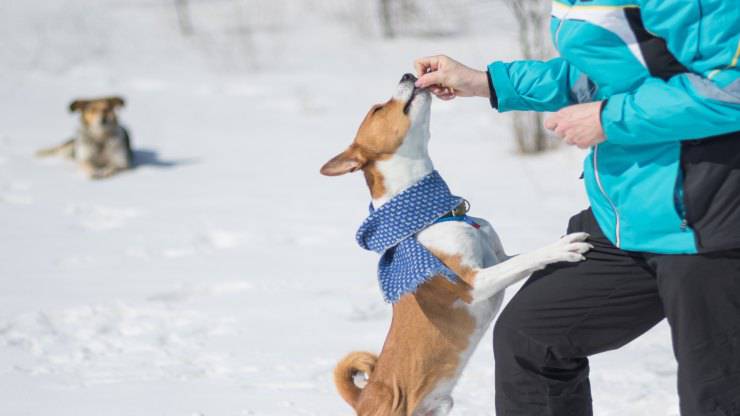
xmin=379 ymin=0 xmax=395 ymax=38
xmin=378 ymin=0 xmax=420 ymax=38
xmin=507 ymin=0 xmax=554 ymax=154
xmin=174 ymin=0 xmax=194 ymax=36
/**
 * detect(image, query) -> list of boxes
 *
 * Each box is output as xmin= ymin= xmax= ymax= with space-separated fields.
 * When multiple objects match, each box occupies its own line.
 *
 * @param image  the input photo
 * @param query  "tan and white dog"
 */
xmin=320 ymin=73 xmax=591 ymax=416
xmin=36 ymin=96 xmax=132 ymax=179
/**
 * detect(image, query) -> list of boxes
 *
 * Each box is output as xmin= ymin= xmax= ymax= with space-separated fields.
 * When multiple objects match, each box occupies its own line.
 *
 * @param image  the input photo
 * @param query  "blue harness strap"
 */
xmin=434 ymin=215 xmax=481 ymax=229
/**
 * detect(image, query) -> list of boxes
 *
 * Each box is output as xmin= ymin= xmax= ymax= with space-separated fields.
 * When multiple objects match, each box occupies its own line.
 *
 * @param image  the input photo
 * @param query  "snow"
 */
xmin=0 ymin=1 xmax=679 ymax=414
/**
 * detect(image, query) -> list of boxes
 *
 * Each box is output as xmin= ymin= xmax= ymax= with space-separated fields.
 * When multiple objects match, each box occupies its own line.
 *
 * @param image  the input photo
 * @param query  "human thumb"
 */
xmin=415 ymin=71 xmax=446 ymax=89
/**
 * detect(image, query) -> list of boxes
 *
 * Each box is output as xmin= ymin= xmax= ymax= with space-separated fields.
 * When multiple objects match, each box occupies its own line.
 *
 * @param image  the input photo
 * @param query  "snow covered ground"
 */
xmin=0 ymin=1 xmax=679 ymax=414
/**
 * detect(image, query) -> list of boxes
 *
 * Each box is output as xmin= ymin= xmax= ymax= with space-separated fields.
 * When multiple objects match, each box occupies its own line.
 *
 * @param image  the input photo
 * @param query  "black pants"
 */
xmin=494 ymin=209 xmax=740 ymax=416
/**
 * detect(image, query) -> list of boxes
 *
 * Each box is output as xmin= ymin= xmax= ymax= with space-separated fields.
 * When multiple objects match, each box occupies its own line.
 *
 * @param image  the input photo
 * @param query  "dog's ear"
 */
xmin=107 ymin=96 xmax=125 ymax=108
xmin=69 ymin=99 xmax=88 ymax=112
xmin=320 ymin=147 xmax=366 ymax=176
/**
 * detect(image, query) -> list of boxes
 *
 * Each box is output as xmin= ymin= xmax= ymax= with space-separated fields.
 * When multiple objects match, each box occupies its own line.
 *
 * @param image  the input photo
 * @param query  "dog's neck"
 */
xmin=80 ymin=124 xmax=117 ymax=142
xmin=368 ymin=123 xmax=434 ymax=209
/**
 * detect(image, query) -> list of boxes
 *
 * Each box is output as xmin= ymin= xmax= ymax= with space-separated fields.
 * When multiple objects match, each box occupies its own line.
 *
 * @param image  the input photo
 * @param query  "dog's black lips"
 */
xmin=403 ymin=86 xmax=419 ymax=115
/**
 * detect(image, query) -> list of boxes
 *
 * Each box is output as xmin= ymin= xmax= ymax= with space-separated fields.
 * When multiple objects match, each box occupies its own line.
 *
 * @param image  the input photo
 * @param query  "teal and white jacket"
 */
xmin=488 ymin=0 xmax=740 ymax=254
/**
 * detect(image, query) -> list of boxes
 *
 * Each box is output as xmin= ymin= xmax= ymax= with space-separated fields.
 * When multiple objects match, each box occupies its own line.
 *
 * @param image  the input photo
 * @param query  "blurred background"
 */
xmin=0 ymin=1 xmax=678 ymax=415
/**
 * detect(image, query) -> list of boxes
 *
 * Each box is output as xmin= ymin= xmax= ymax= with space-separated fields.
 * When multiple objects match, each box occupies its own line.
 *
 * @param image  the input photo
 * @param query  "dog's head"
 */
xmin=320 ymin=73 xmax=431 ymax=177
xmin=69 ymin=96 xmax=125 ymax=130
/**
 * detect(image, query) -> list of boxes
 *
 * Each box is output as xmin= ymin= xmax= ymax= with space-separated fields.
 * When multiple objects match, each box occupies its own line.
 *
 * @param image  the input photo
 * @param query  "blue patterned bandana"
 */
xmin=355 ymin=171 xmax=464 ymax=303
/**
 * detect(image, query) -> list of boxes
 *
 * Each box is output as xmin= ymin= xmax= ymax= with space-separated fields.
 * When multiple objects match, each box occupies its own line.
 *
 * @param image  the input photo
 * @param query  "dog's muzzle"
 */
xmin=401 ymin=73 xmax=418 ymax=83
xmin=401 ymin=73 xmax=421 ymax=114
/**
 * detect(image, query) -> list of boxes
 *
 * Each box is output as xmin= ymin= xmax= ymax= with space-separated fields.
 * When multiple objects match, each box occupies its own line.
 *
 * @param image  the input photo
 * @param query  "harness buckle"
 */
xmin=452 ymin=199 xmax=470 ymax=217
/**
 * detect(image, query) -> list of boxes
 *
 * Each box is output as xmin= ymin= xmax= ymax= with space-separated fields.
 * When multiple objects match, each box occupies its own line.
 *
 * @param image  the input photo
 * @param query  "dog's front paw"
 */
xmin=90 ymin=168 xmax=115 ymax=180
xmin=89 ymin=170 xmax=107 ymax=180
xmin=537 ymin=232 xmax=592 ymax=264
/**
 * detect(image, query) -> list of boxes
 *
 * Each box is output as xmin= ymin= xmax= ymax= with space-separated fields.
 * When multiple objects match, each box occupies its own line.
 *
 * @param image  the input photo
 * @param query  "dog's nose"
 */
xmin=401 ymin=73 xmax=417 ymax=83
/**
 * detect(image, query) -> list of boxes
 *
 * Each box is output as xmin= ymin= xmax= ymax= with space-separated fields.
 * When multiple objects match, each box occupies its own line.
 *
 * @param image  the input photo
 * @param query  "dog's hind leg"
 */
xmin=469 ymin=232 xmax=591 ymax=303
xmin=36 ymin=139 xmax=75 ymax=159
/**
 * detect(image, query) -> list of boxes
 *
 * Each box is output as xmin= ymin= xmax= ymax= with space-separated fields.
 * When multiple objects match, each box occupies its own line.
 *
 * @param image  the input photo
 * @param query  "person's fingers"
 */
xmin=416 ymin=70 xmax=446 ymax=89
xmin=554 ymin=124 xmax=569 ymax=138
xmin=566 ymin=131 xmax=582 ymax=146
xmin=427 ymin=85 xmax=447 ymax=98
xmin=439 ymin=88 xmax=456 ymax=100
xmin=429 ymin=86 xmax=445 ymax=94
xmin=414 ymin=58 xmax=431 ymax=77
xmin=414 ymin=56 xmax=441 ymax=77
xmin=435 ymin=88 xmax=453 ymax=99
xmin=543 ymin=114 xmax=559 ymax=131
xmin=414 ymin=60 xmax=427 ymax=78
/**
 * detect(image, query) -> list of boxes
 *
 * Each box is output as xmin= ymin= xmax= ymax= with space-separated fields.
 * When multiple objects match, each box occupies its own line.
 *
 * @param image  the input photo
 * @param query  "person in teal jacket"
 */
xmin=415 ymin=1 xmax=740 ymax=414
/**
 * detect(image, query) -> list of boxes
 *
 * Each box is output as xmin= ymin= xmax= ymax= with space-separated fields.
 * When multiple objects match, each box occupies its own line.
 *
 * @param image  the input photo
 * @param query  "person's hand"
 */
xmin=414 ymin=55 xmax=490 ymax=100
xmin=544 ymin=102 xmax=606 ymax=149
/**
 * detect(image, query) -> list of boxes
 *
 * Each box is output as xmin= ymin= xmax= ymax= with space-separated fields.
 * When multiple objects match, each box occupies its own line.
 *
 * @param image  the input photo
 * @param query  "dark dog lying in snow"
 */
xmin=37 ymin=96 xmax=133 ymax=179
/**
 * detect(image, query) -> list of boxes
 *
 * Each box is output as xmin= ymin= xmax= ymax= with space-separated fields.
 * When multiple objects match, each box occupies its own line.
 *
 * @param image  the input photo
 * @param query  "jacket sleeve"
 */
xmin=601 ymin=1 xmax=740 ymax=145
xmin=488 ymin=58 xmax=594 ymax=112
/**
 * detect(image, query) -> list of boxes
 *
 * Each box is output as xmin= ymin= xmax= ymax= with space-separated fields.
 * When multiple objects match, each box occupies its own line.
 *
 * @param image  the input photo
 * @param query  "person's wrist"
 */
xmin=486 ymin=69 xmax=498 ymax=108
xmin=472 ymin=70 xmax=490 ymax=98
xmin=599 ymin=99 xmax=608 ymax=140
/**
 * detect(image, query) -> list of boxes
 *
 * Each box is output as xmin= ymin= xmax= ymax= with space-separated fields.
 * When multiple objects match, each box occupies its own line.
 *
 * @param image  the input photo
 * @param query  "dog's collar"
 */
xmin=434 ymin=200 xmax=480 ymax=229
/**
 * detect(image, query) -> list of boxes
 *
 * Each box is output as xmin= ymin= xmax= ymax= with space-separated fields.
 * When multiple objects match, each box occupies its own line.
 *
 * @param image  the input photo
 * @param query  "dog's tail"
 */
xmin=333 ymin=351 xmax=377 ymax=408
xmin=36 ymin=139 xmax=75 ymax=158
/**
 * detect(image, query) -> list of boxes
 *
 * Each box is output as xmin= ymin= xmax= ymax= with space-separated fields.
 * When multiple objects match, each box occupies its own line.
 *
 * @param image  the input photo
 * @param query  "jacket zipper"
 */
xmin=553 ymin=2 xmax=571 ymax=47
xmin=593 ymin=145 xmax=621 ymax=247
xmin=674 ymin=162 xmax=689 ymax=231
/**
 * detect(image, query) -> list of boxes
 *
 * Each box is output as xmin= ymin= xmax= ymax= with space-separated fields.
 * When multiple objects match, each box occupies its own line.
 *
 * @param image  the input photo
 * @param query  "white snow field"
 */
xmin=0 ymin=1 xmax=679 ymax=415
